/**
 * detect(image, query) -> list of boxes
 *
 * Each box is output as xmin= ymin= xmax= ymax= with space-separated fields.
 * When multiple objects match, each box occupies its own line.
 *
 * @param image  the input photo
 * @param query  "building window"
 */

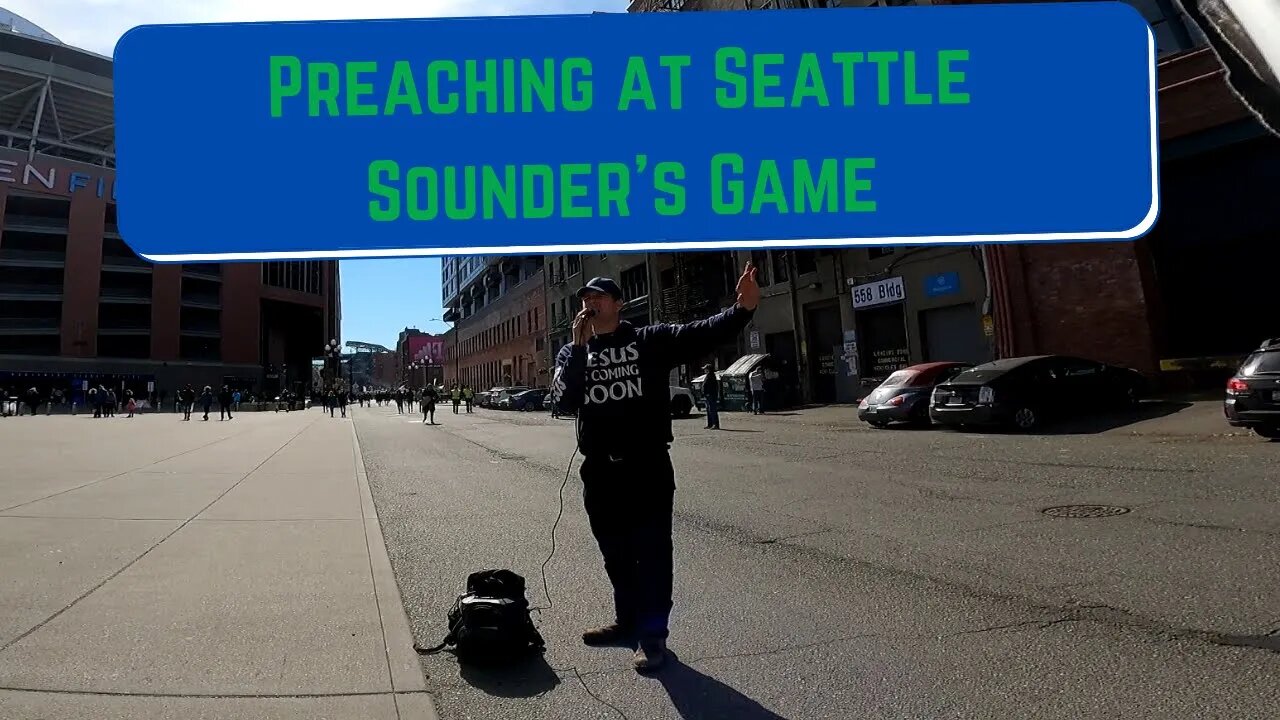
xmin=750 ymin=251 xmax=772 ymax=286
xmin=262 ymin=260 xmax=323 ymax=294
xmin=795 ymin=250 xmax=818 ymax=276
xmin=621 ymin=263 xmax=648 ymax=299
xmin=771 ymin=252 xmax=790 ymax=283
xmin=567 ymin=255 xmax=581 ymax=276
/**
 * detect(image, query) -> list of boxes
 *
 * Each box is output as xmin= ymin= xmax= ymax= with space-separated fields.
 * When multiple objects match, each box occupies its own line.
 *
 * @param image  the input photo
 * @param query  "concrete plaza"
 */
xmin=0 ymin=409 xmax=435 ymax=719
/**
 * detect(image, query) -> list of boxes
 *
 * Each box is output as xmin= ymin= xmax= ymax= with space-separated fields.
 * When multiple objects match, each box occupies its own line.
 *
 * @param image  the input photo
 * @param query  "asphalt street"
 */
xmin=353 ymin=400 xmax=1280 ymax=719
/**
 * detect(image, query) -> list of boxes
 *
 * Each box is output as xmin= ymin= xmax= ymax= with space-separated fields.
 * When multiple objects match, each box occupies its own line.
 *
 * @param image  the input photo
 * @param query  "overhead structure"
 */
xmin=0 ymin=9 xmax=114 ymax=167
xmin=345 ymin=340 xmax=392 ymax=353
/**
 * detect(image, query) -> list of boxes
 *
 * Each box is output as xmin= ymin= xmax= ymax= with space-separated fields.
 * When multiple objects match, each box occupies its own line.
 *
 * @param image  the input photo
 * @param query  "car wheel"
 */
xmin=1254 ymin=425 xmax=1280 ymax=440
xmin=910 ymin=402 xmax=931 ymax=427
xmin=1012 ymin=407 xmax=1039 ymax=431
xmin=671 ymin=396 xmax=692 ymax=418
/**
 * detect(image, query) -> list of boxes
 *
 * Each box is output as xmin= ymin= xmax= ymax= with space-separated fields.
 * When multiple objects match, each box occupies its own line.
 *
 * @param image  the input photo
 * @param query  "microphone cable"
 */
xmin=531 ymin=400 xmax=582 ymax=614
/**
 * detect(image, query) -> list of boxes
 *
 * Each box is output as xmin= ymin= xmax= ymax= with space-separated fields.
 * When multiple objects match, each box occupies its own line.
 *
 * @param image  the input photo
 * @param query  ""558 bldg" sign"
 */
xmin=850 ymin=276 xmax=905 ymax=310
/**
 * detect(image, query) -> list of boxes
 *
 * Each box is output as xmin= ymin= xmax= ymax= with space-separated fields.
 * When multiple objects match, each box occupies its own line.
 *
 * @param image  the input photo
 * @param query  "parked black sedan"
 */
xmin=929 ymin=355 xmax=1147 ymax=431
xmin=1224 ymin=338 xmax=1280 ymax=440
xmin=858 ymin=362 xmax=972 ymax=428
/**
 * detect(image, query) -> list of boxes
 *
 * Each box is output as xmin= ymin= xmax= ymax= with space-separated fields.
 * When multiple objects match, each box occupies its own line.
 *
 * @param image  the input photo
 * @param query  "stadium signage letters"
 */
xmin=0 ymin=152 xmax=118 ymax=201
xmin=112 ymin=3 xmax=1159 ymax=263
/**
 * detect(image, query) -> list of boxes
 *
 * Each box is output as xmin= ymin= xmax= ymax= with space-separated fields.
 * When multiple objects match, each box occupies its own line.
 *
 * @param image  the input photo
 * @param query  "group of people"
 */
xmin=310 ymin=383 xmax=483 ymax=422
xmin=174 ymin=385 xmax=238 ymax=421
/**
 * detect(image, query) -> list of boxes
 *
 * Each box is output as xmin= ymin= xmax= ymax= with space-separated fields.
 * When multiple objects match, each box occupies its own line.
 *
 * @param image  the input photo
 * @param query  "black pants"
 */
xmin=580 ymin=450 xmax=676 ymax=641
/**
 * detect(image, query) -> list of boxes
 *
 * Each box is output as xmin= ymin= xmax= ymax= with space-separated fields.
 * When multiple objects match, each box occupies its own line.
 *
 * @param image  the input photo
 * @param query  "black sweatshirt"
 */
xmin=550 ymin=303 xmax=755 ymax=458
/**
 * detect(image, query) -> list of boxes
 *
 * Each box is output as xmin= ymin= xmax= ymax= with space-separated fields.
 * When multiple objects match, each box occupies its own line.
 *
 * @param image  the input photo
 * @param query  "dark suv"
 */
xmin=1225 ymin=338 xmax=1280 ymax=440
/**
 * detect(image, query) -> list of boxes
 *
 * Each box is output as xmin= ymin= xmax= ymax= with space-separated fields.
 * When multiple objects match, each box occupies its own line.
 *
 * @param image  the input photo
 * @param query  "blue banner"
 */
xmin=112 ymin=3 xmax=1158 ymax=263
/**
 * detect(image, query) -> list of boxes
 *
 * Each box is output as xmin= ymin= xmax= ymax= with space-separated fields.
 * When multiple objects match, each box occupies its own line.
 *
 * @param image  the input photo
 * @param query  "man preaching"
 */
xmin=549 ymin=262 xmax=760 ymax=672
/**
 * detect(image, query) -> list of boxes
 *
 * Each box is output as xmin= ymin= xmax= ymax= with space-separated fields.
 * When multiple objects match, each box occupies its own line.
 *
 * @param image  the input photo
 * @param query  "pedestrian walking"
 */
xmin=180 ymin=385 xmax=194 ymax=421
xmin=421 ymin=385 xmax=438 ymax=424
xmin=702 ymin=365 xmax=721 ymax=430
xmin=219 ymin=385 xmax=234 ymax=421
xmin=749 ymin=367 xmax=766 ymax=414
xmin=463 ymin=385 xmax=474 ymax=413
xmin=21 ymin=387 xmax=39 ymax=417
xmin=451 ymin=385 xmax=461 ymax=414
xmin=549 ymin=263 xmax=759 ymax=672
xmin=200 ymin=386 xmax=214 ymax=421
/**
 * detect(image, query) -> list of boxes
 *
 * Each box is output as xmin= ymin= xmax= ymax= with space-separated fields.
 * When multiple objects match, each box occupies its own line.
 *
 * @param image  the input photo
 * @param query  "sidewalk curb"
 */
xmin=351 ymin=421 xmax=440 ymax=720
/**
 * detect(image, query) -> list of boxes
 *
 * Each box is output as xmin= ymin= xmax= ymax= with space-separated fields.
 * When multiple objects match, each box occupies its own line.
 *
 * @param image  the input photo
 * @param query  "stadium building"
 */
xmin=0 ymin=10 xmax=340 ymax=406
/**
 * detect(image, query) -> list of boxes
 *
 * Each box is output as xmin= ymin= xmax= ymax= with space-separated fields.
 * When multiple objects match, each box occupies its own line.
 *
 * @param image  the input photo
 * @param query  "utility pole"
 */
xmin=784 ymin=250 xmax=809 ymax=404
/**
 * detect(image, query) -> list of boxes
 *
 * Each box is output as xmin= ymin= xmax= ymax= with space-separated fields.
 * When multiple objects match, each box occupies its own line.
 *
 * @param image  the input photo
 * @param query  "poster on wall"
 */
xmin=867 ymin=347 xmax=911 ymax=378
xmin=843 ymin=342 xmax=860 ymax=377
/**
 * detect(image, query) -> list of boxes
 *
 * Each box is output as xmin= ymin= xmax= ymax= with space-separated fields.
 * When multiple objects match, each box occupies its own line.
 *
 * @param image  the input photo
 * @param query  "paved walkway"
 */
xmin=0 ymin=408 xmax=435 ymax=719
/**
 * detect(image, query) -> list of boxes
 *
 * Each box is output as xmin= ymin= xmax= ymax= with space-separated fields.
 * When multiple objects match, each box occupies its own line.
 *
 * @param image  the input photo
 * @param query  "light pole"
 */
xmin=325 ymin=338 xmax=341 ymax=392
xmin=431 ymin=315 xmax=459 ymax=387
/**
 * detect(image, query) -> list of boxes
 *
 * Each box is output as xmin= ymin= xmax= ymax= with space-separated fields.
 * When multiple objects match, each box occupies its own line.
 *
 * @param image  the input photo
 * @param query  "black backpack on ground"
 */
xmin=415 ymin=569 xmax=545 ymax=665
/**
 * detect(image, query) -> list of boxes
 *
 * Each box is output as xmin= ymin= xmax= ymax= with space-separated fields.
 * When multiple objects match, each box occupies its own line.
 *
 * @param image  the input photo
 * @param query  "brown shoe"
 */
xmin=582 ymin=623 xmax=634 ymax=647
xmin=632 ymin=639 xmax=667 ymax=672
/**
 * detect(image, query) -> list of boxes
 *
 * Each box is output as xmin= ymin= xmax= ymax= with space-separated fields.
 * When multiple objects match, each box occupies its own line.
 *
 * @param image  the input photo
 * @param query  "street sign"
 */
xmin=750 ymin=330 xmax=761 ymax=350
xmin=112 ymin=3 xmax=1159 ymax=263
xmin=925 ymin=271 xmax=960 ymax=297
xmin=852 ymin=276 xmax=905 ymax=309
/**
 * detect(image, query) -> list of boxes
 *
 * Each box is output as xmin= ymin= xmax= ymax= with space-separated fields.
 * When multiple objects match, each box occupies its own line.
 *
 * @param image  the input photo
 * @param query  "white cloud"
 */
xmin=6 ymin=0 xmax=624 ymax=56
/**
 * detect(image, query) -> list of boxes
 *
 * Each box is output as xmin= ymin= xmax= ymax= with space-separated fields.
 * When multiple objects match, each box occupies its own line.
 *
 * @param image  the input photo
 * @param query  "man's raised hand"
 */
xmin=736 ymin=261 xmax=760 ymax=311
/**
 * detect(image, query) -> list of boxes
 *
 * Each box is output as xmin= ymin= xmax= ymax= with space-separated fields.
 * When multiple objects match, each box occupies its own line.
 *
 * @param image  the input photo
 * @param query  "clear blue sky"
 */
xmin=336 ymin=0 xmax=628 ymax=349
xmin=339 ymin=258 xmax=449 ymax=348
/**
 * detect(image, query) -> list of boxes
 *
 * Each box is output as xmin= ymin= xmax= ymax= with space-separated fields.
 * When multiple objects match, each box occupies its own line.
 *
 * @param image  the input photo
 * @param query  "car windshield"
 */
xmin=1241 ymin=351 xmax=1280 ymax=375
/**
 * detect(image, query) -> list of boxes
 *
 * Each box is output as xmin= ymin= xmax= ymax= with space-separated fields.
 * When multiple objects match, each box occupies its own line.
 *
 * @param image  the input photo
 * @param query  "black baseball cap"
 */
xmin=575 ymin=277 xmax=623 ymax=300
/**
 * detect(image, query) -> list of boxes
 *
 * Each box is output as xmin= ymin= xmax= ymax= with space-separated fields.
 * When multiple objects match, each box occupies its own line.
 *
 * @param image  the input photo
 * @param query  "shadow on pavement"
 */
xmin=1026 ymin=400 xmax=1195 ymax=436
xmin=457 ymin=653 xmax=562 ymax=698
xmin=926 ymin=401 xmax=1199 ymax=436
xmin=658 ymin=655 xmax=790 ymax=720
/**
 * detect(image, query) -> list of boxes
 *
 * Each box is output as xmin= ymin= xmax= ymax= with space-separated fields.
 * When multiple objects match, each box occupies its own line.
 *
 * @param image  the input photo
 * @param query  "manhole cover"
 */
xmin=1041 ymin=504 xmax=1131 ymax=519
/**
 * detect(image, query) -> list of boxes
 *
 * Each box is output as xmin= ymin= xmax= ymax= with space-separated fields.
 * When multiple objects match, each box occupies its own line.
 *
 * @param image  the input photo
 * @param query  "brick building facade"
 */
xmin=444 ymin=265 xmax=547 ymax=390
xmin=0 ymin=150 xmax=339 ymax=399
xmin=986 ymin=46 xmax=1279 ymax=387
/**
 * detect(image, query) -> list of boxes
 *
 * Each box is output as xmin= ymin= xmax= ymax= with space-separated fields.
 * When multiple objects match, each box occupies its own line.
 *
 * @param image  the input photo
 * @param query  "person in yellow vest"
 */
xmin=463 ymin=385 xmax=474 ymax=413
xmin=451 ymin=385 xmax=461 ymax=414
